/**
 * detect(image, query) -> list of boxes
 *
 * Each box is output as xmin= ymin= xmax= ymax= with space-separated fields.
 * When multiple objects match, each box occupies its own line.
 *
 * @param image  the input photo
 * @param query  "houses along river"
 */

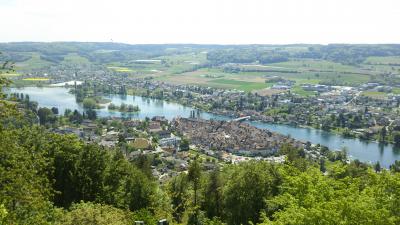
xmin=10 ymin=86 xmax=400 ymax=167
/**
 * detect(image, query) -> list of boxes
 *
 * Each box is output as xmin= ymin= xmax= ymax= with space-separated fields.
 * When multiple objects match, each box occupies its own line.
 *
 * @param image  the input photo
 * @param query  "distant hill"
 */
xmin=0 ymin=42 xmax=224 ymax=66
xmin=1 ymin=42 xmax=400 ymax=70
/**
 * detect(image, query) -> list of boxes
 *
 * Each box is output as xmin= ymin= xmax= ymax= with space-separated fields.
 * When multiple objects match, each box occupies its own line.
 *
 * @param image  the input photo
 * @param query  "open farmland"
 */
xmin=107 ymin=66 xmax=134 ymax=72
xmin=15 ymin=53 xmax=54 ymax=70
xmin=3 ymin=43 xmax=400 ymax=95
xmin=365 ymin=56 xmax=400 ymax=65
xmin=0 ymin=73 xmax=21 ymax=77
xmin=155 ymin=59 xmax=372 ymax=94
xmin=22 ymin=77 xmax=49 ymax=81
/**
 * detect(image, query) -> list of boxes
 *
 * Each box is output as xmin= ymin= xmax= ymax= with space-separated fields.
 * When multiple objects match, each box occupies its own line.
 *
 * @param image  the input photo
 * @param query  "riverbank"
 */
xmin=10 ymin=83 xmax=388 ymax=146
xmin=6 ymin=84 xmax=385 ymax=144
xmin=9 ymin=86 xmax=400 ymax=167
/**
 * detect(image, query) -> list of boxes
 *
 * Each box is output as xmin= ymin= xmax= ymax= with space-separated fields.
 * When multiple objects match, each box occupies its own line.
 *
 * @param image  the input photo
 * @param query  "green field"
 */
xmin=155 ymin=61 xmax=372 ymax=94
xmin=62 ymin=53 xmax=90 ymax=65
xmin=206 ymin=79 xmax=272 ymax=91
xmin=22 ymin=77 xmax=49 ymax=81
xmin=149 ymin=53 xmax=384 ymax=93
xmin=5 ymin=43 xmax=400 ymax=94
xmin=15 ymin=53 xmax=53 ymax=70
xmin=365 ymin=56 xmax=400 ymax=65
xmin=0 ymin=73 xmax=21 ymax=77
xmin=107 ymin=66 xmax=134 ymax=72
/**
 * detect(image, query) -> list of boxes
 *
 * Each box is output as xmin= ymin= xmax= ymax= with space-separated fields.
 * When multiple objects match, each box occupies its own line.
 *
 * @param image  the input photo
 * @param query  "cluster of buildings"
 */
xmin=171 ymin=117 xmax=303 ymax=157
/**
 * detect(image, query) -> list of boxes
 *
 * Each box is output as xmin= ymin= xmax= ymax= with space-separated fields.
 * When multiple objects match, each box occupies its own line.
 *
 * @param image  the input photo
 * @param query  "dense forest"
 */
xmin=1 ymin=73 xmax=400 ymax=224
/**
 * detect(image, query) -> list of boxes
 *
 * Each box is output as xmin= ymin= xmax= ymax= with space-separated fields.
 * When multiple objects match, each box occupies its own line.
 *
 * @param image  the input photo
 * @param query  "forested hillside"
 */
xmin=2 ymin=42 xmax=400 ymax=67
xmin=207 ymin=44 xmax=400 ymax=65
xmin=0 ymin=42 xmax=217 ymax=65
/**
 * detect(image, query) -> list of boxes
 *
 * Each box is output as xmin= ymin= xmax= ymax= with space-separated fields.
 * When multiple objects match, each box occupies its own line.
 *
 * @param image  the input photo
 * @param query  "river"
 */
xmin=9 ymin=86 xmax=400 ymax=167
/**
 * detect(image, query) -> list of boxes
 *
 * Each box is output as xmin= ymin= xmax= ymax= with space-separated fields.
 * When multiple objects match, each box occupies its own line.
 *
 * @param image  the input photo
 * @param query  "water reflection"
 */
xmin=392 ymin=145 xmax=400 ymax=155
xmin=378 ymin=142 xmax=385 ymax=156
xmin=154 ymin=99 xmax=164 ymax=107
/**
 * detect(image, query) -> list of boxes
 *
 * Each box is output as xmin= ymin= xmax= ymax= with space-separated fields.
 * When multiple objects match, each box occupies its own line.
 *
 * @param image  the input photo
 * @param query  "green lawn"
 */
xmin=62 ymin=53 xmax=90 ymax=65
xmin=392 ymin=88 xmax=400 ymax=94
xmin=270 ymin=59 xmax=359 ymax=72
xmin=361 ymin=91 xmax=388 ymax=99
xmin=365 ymin=56 xmax=400 ymax=65
xmin=0 ymin=73 xmax=21 ymax=77
xmin=16 ymin=53 xmax=53 ymax=70
xmin=291 ymin=85 xmax=316 ymax=97
xmin=22 ymin=77 xmax=49 ymax=81
xmin=207 ymin=79 xmax=271 ymax=91
xmin=107 ymin=66 xmax=134 ymax=72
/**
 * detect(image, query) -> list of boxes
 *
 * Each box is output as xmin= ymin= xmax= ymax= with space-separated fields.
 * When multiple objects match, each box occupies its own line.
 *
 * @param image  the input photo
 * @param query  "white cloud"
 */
xmin=0 ymin=0 xmax=399 ymax=44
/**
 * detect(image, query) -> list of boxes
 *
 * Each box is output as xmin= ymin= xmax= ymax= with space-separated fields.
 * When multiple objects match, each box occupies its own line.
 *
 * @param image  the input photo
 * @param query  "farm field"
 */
xmin=107 ymin=66 xmax=134 ymax=72
xmin=4 ymin=43 xmax=400 ymax=96
xmin=0 ymin=73 xmax=21 ymax=77
xmin=15 ymin=53 xmax=53 ymax=70
xmin=364 ymin=56 xmax=400 ymax=65
xmin=62 ymin=53 xmax=91 ymax=65
xmin=361 ymin=91 xmax=388 ymax=99
xmin=22 ymin=77 xmax=49 ymax=81
xmin=154 ymin=59 xmax=374 ymax=94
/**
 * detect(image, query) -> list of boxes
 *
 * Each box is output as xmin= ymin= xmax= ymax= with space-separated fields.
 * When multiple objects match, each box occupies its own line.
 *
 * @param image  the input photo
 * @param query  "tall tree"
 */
xmin=169 ymin=173 xmax=190 ymax=223
xmin=188 ymin=157 xmax=202 ymax=225
xmin=202 ymin=167 xmax=223 ymax=219
xmin=223 ymin=162 xmax=278 ymax=225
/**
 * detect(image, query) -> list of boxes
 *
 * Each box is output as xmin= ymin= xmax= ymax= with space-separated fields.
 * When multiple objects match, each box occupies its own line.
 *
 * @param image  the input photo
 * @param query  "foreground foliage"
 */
xmin=1 ymin=77 xmax=400 ymax=224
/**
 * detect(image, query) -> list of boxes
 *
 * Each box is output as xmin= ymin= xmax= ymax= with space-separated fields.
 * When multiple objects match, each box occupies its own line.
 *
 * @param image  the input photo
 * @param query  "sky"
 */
xmin=0 ymin=0 xmax=399 ymax=44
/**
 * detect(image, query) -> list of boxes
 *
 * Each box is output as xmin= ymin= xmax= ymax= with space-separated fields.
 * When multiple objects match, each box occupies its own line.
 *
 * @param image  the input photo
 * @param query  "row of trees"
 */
xmin=207 ymin=48 xmax=289 ymax=65
xmin=108 ymin=103 xmax=140 ymax=112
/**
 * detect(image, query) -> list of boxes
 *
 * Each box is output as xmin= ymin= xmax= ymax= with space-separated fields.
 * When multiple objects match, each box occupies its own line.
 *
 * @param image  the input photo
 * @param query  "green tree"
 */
xmin=188 ymin=157 xmax=202 ymax=225
xmin=380 ymin=126 xmax=387 ymax=142
xmin=223 ymin=162 xmax=280 ymax=225
xmin=108 ymin=103 xmax=117 ymax=110
xmin=132 ymin=154 xmax=153 ymax=178
xmin=120 ymin=103 xmax=127 ymax=111
xmin=132 ymin=208 xmax=157 ymax=225
xmin=319 ymin=158 xmax=326 ymax=173
xmin=392 ymin=131 xmax=400 ymax=146
xmin=374 ymin=161 xmax=381 ymax=172
xmin=0 ymin=127 xmax=57 ymax=224
xmin=38 ymin=107 xmax=54 ymax=125
xmin=168 ymin=173 xmax=190 ymax=223
xmin=86 ymin=108 xmax=97 ymax=120
xmin=51 ymin=107 xmax=59 ymax=114
xmin=180 ymin=138 xmax=190 ymax=151
xmin=202 ymin=167 xmax=223 ymax=219
xmin=57 ymin=202 xmax=132 ymax=225
xmin=390 ymin=160 xmax=400 ymax=173
xmin=83 ymin=98 xmax=97 ymax=109
xmin=74 ymin=144 xmax=108 ymax=202
xmin=0 ymin=204 xmax=7 ymax=224
xmin=262 ymin=166 xmax=398 ymax=225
